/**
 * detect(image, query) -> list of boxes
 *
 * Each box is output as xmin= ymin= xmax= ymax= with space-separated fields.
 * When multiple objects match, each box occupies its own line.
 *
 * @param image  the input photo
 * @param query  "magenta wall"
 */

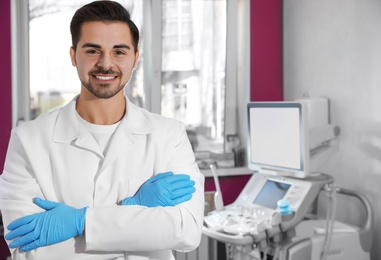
xmin=0 ymin=0 xmax=12 ymax=171
xmin=250 ymin=0 xmax=283 ymax=102
xmin=0 ymin=1 xmax=12 ymax=258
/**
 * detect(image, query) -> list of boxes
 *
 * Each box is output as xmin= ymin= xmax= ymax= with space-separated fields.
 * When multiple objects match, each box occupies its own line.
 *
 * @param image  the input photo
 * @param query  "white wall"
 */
xmin=283 ymin=0 xmax=381 ymax=259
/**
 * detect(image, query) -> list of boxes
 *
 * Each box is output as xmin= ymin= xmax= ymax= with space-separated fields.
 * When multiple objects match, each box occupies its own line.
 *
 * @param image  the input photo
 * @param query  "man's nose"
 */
xmin=97 ymin=53 xmax=114 ymax=70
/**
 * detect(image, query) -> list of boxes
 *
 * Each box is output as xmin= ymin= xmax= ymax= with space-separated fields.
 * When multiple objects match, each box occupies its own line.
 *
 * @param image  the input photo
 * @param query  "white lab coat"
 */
xmin=0 ymin=96 xmax=205 ymax=260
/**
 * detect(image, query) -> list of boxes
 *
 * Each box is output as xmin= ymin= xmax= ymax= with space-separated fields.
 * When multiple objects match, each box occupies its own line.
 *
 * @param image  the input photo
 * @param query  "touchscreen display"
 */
xmin=253 ymin=180 xmax=291 ymax=209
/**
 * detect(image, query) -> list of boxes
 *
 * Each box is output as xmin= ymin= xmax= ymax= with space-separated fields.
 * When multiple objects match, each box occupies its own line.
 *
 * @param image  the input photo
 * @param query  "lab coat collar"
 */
xmin=52 ymin=95 xmax=154 ymax=144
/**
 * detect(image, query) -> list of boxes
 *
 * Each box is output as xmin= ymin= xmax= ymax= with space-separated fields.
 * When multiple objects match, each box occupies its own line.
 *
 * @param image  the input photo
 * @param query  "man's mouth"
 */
xmin=94 ymin=75 xmax=117 ymax=81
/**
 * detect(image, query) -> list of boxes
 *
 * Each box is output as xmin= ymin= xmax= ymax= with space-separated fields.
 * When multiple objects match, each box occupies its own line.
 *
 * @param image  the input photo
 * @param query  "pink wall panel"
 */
xmin=0 ymin=0 xmax=12 ymax=257
xmin=0 ymin=0 xmax=12 ymax=172
xmin=250 ymin=0 xmax=283 ymax=102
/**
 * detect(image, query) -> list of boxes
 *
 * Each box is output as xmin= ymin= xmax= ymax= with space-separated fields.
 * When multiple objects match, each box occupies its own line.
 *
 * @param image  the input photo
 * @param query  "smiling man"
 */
xmin=0 ymin=1 xmax=205 ymax=259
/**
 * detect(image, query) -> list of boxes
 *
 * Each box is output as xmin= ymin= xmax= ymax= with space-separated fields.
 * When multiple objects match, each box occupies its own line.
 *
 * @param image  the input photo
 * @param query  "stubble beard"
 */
xmin=81 ymin=79 xmax=126 ymax=99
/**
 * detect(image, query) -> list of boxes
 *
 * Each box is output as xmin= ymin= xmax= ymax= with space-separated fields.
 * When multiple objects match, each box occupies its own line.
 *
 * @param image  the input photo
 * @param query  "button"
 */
xmin=98 ymin=186 xmax=103 ymax=191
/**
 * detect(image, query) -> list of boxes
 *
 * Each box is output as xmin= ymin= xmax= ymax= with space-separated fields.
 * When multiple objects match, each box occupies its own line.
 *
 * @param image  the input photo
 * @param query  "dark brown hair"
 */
xmin=70 ymin=1 xmax=139 ymax=53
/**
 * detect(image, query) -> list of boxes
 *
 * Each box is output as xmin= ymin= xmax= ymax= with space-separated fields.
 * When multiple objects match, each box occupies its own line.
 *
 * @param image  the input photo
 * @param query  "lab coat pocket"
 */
xmin=127 ymin=178 xmax=147 ymax=197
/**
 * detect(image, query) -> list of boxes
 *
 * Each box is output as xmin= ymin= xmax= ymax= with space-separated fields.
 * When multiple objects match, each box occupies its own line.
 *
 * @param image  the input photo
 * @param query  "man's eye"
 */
xmin=115 ymin=50 xmax=126 ymax=55
xmin=86 ymin=49 xmax=99 ymax=54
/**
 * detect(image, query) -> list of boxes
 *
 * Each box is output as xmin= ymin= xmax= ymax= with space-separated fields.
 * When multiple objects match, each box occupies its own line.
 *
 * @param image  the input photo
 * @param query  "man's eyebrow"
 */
xmin=81 ymin=43 xmax=131 ymax=50
xmin=81 ymin=43 xmax=101 ymax=49
xmin=114 ymin=44 xmax=131 ymax=50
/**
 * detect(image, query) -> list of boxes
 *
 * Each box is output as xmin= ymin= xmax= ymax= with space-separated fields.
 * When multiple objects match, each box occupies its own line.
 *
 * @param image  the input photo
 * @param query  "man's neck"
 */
xmin=76 ymin=93 xmax=126 ymax=125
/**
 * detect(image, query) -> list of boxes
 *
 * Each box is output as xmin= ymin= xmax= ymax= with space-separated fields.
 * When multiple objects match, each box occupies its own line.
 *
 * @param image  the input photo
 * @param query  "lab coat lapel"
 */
xmin=52 ymin=96 xmax=103 ymax=158
xmin=53 ymin=96 xmax=80 ymax=143
xmin=75 ymin=125 xmax=103 ymax=157
xmin=100 ymin=98 xmax=153 ymax=172
xmin=100 ymin=121 xmax=134 ymax=171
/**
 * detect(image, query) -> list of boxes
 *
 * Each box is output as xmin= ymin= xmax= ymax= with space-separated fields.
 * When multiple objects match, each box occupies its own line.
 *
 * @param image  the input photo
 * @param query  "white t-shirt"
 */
xmin=76 ymin=112 xmax=120 ymax=156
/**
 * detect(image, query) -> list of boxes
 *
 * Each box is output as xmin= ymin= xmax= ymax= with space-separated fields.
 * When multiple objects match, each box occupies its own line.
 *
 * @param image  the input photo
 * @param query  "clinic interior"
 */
xmin=1 ymin=0 xmax=381 ymax=259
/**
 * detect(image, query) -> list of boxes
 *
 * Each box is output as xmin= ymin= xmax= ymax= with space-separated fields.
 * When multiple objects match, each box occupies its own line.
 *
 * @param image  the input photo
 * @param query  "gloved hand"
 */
xmin=5 ymin=198 xmax=87 ymax=252
xmin=121 ymin=171 xmax=196 ymax=207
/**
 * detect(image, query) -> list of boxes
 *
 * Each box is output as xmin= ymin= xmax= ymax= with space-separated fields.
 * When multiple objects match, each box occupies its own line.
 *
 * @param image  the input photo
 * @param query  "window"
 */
xmin=12 ymin=0 xmax=250 ymax=172
xmin=161 ymin=0 xmax=227 ymax=153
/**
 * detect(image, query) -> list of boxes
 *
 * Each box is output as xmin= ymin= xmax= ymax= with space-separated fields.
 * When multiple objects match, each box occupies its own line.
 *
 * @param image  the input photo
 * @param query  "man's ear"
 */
xmin=133 ymin=50 xmax=140 ymax=70
xmin=70 ymin=46 xmax=76 ymax=67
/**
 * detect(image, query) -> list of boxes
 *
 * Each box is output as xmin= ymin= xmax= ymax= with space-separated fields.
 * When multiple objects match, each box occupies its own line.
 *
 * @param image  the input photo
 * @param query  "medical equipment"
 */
xmin=203 ymin=172 xmax=372 ymax=260
xmin=202 ymin=98 xmax=373 ymax=260
xmin=246 ymin=99 xmax=339 ymax=178
xmin=210 ymin=164 xmax=224 ymax=211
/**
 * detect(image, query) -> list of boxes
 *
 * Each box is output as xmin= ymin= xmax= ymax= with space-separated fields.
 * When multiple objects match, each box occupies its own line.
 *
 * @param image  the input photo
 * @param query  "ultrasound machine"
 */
xmin=202 ymin=98 xmax=373 ymax=260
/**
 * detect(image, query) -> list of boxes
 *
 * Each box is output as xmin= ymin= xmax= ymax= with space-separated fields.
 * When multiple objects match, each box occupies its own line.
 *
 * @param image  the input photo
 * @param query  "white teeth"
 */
xmin=96 ymin=75 xmax=115 ymax=80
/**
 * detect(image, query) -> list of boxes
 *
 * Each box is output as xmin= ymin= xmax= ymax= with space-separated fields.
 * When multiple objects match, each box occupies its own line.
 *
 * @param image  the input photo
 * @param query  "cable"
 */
xmin=320 ymin=183 xmax=338 ymax=260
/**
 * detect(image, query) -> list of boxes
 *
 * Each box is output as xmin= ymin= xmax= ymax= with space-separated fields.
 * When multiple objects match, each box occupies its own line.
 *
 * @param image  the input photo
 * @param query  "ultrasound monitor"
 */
xmin=247 ymin=102 xmax=310 ymax=178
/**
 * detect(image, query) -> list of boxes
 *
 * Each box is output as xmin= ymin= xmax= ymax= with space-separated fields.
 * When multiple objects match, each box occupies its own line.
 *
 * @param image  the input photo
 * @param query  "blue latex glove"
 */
xmin=5 ymin=198 xmax=87 ymax=252
xmin=122 ymin=171 xmax=196 ymax=207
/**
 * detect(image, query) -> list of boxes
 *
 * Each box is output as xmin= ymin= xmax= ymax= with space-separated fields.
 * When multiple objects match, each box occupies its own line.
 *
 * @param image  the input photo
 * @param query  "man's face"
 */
xmin=70 ymin=21 xmax=139 ymax=99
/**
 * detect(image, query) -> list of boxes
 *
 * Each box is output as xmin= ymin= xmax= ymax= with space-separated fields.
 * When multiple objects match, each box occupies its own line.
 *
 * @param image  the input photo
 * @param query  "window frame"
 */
xmin=11 ymin=0 xmax=251 ymax=176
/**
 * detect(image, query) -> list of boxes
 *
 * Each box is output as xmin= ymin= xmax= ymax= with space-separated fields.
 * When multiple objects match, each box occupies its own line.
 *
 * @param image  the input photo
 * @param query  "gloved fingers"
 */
xmin=33 ymin=197 xmax=59 ymax=210
xmin=6 ymin=214 xmax=37 ymax=231
xmin=172 ymin=193 xmax=193 ymax=205
xmin=152 ymin=184 xmax=173 ymax=199
xmin=149 ymin=172 xmax=173 ymax=182
xmin=20 ymin=240 xmax=42 ymax=252
xmin=171 ymin=186 xmax=196 ymax=199
xmin=8 ymin=228 xmax=40 ymax=249
xmin=5 ymin=219 xmax=37 ymax=241
xmin=164 ymin=174 xmax=191 ymax=184
xmin=5 ymin=201 xmax=86 ymax=251
xmin=170 ymin=180 xmax=195 ymax=191
xmin=155 ymin=196 xmax=174 ymax=207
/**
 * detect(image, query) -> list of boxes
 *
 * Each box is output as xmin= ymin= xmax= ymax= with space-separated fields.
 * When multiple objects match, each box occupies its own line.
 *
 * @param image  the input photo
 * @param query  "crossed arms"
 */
xmin=4 ymin=171 xmax=197 ymax=252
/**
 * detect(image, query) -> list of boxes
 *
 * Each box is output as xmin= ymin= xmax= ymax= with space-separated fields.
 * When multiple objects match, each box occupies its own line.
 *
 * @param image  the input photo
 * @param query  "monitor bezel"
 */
xmin=247 ymin=101 xmax=310 ymax=178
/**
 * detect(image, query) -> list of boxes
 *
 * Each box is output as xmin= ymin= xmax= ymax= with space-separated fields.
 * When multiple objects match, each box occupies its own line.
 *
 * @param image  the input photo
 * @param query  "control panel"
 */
xmin=204 ymin=173 xmax=313 ymax=236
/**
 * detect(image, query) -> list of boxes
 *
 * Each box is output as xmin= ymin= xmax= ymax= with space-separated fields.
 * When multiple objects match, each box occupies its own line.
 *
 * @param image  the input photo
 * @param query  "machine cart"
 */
xmin=203 ymin=173 xmax=373 ymax=260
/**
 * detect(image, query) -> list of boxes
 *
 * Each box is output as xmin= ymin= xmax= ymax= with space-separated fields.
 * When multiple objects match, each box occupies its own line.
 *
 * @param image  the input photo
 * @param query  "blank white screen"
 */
xmin=249 ymin=107 xmax=301 ymax=170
